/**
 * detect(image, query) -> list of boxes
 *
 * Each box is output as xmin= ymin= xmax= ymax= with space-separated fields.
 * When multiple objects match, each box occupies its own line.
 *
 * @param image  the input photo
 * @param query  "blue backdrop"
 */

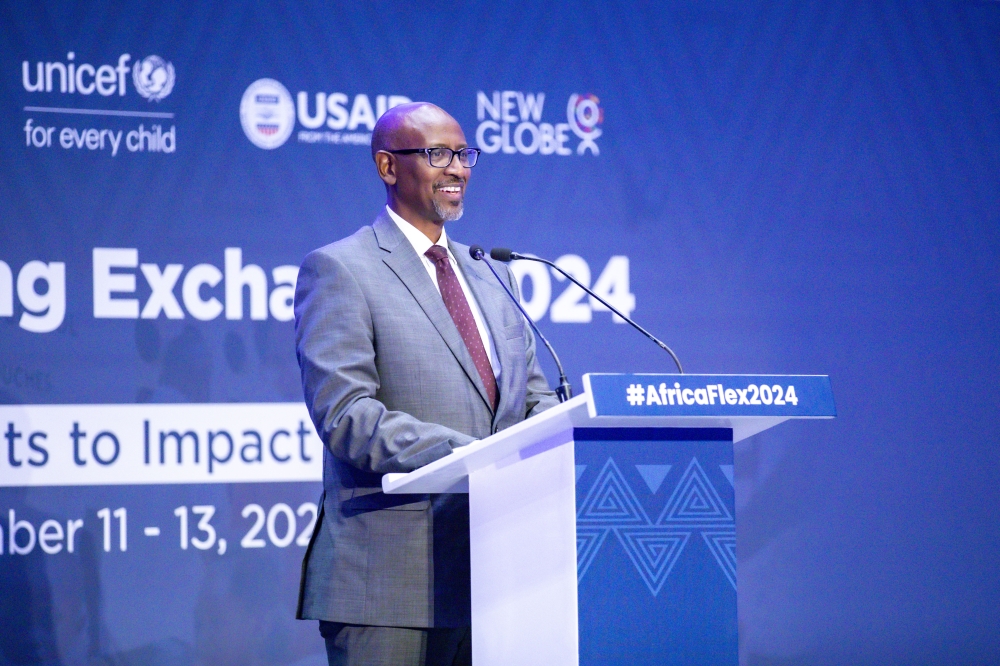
xmin=1 ymin=1 xmax=999 ymax=664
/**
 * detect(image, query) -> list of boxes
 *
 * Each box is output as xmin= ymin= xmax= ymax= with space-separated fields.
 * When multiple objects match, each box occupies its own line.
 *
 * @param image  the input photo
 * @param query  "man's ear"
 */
xmin=375 ymin=151 xmax=397 ymax=186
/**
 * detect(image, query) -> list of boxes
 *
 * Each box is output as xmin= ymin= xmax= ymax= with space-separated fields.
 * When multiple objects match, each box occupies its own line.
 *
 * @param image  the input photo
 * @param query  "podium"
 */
xmin=383 ymin=373 xmax=835 ymax=666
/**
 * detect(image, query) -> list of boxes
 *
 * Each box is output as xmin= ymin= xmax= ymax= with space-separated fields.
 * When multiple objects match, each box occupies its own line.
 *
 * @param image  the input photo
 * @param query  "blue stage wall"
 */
xmin=1 ymin=1 xmax=999 ymax=664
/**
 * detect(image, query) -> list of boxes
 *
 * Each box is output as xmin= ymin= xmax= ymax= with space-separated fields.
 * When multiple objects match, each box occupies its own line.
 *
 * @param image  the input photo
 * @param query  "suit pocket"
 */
xmin=503 ymin=322 xmax=525 ymax=340
xmin=341 ymin=486 xmax=430 ymax=516
xmin=382 ymin=499 xmax=431 ymax=511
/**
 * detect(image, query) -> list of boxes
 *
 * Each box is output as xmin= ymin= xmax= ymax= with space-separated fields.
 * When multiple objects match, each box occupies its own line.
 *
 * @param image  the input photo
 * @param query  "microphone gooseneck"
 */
xmin=489 ymin=247 xmax=685 ymax=374
xmin=469 ymin=245 xmax=572 ymax=402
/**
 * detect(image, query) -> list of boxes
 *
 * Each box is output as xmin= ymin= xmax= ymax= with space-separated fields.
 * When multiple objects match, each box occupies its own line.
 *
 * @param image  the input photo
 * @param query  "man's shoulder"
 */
xmin=306 ymin=225 xmax=379 ymax=264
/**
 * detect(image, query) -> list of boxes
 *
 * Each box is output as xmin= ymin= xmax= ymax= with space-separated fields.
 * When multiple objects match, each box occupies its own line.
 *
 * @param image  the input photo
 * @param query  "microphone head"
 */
xmin=490 ymin=247 xmax=514 ymax=262
xmin=468 ymin=245 xmax=485 ymax=260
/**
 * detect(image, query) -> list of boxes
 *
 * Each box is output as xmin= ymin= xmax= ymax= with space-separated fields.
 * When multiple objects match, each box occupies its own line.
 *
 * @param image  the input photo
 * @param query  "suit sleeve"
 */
xmin=504 ymin=264 xmax=560 ymax=418
xmin=295 ymin=249 xmax=475 ymax=474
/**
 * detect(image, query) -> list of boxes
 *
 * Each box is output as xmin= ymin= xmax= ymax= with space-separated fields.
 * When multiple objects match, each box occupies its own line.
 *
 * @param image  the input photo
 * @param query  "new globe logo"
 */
xmin=240 ymin=79 xmax=295 ymax=150
xmin=567 ymin=93 xmax=603 ymax=155
xmin=132 ymin=55 xmax=175 ymax=101
xmin=476 ymin=90 xmax=604 ymax=156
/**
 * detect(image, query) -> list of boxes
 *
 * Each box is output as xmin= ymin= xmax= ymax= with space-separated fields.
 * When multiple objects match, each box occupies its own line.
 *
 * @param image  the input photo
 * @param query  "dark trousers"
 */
xmin=319 ymin=621 xmax=472 ymax=666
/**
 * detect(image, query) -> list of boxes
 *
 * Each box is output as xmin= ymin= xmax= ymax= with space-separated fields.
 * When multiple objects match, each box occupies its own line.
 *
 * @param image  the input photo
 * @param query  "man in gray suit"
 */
xmin=294 ymin=102 xmax=558 ymax=666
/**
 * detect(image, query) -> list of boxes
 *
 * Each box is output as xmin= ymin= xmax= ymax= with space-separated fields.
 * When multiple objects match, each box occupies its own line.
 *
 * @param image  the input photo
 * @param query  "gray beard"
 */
xmin=434 ymin=199 xmax=464 ymax=222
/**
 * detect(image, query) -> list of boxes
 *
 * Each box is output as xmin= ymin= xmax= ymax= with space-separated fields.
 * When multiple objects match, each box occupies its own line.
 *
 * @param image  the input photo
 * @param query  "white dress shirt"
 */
xmin=386 ymin=205 xmax=501 ymax=379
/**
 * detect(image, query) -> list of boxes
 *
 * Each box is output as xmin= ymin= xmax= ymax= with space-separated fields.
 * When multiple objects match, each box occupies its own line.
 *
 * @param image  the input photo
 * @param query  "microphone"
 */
xmin=488 ymin=247 xmax=516 ymax=262
xmin=469 ymin=245 xmax=573 ymax=402
xmin=489 ymin=248 xmax=684 ymax=373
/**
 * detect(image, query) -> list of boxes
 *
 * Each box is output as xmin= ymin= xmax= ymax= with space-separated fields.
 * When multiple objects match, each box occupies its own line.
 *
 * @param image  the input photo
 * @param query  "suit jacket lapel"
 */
xmin=373 ymin=213 xmax=494 ymax=414
xmin=452 ymin=242 xmax=516 ymax=422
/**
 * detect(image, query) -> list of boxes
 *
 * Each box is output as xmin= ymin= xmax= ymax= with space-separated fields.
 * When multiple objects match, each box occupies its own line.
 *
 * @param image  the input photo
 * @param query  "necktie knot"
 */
xmin=424 ymin=245 xmax=449 ymax=264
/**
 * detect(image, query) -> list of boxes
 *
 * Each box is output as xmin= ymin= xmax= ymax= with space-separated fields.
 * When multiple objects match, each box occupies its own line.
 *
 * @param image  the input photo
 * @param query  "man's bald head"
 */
xmin=370 ymin=102 xmax=471 ymax=240
xmin=371 ymin=102 xmax=457 ymax=159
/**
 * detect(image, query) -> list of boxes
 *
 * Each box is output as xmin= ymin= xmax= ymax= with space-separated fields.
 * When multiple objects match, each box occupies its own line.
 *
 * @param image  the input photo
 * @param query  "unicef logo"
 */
xmin=240 ymin=79 xmax=295 ymax=150
xmin=567 ymin=93 xmax=603 ymax=155
xmin=132 ymin=55 xmax=175 ymax=101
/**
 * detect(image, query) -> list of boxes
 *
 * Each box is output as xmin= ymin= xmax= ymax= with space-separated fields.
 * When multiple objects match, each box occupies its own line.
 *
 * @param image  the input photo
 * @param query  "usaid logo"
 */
xmin=476 ymin=90 xmax=604 ymax=156
xmin=240 ymin=79 xmax=296 ymax=149
xmin=240 ymin=77 xmax=411 ymax=149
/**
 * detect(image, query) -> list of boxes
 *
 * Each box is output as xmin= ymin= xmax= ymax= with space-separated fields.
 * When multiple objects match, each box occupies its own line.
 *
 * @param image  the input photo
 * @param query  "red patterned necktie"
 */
xmin=424 ymin=245 xmax=498 ymax=410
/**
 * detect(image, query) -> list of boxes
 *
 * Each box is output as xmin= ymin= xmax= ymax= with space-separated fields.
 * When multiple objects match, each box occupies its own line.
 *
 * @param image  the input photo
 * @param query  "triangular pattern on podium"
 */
xmin=574 ymin=457 xmax=738 ymax=596
xmin=576 ymin=526 xmax=611 ymax=582
xmin=615 ymin=527 xmax=691 ymax=596
xmin=577 ymin=458 xmax=649 ymax=526
xmin=658 ymin=457 xmax=733 ymax=524
xmin=720 ymin=464 xmax=734 ymax=488
xmin=635 ymin=464 xmax=672 ymax=494
xmin=700 ymin=529 xmax=737 ymax=590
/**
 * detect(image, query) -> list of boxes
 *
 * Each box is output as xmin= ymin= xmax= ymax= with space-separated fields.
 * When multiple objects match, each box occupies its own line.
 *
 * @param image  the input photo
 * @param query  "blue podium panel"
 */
xmin=574 ymin=427 xmax=737 ymax=666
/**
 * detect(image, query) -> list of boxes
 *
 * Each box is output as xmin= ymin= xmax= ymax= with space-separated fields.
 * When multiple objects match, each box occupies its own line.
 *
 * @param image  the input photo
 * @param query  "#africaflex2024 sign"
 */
xmin=582 ymin=374 xmax=837 ymax=418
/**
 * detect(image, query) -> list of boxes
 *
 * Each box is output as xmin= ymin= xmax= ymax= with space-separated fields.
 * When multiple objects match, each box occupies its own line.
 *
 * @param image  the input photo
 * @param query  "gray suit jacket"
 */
xmin=294 ymin=211 xmax=557 ymax=628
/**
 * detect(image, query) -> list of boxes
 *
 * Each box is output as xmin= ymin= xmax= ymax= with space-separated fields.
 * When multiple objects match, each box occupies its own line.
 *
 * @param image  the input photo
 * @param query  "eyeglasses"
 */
xmin=386 ymin=147 xmax=481 ymax=168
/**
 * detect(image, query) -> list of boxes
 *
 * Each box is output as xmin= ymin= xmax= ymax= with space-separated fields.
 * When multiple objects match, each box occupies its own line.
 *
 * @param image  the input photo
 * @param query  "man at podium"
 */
xmin=293 ymin=102 xmax=557 ymax=666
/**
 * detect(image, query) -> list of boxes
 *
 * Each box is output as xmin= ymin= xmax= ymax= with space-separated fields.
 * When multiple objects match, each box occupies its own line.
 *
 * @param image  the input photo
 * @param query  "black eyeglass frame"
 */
xmin=385 ymin=147 xmax=482 ymax=168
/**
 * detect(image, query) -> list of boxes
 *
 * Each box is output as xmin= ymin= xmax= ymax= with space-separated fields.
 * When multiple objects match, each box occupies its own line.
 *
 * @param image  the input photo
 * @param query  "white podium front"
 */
xmin=383 ymin=373 xmax=835 ymax=666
